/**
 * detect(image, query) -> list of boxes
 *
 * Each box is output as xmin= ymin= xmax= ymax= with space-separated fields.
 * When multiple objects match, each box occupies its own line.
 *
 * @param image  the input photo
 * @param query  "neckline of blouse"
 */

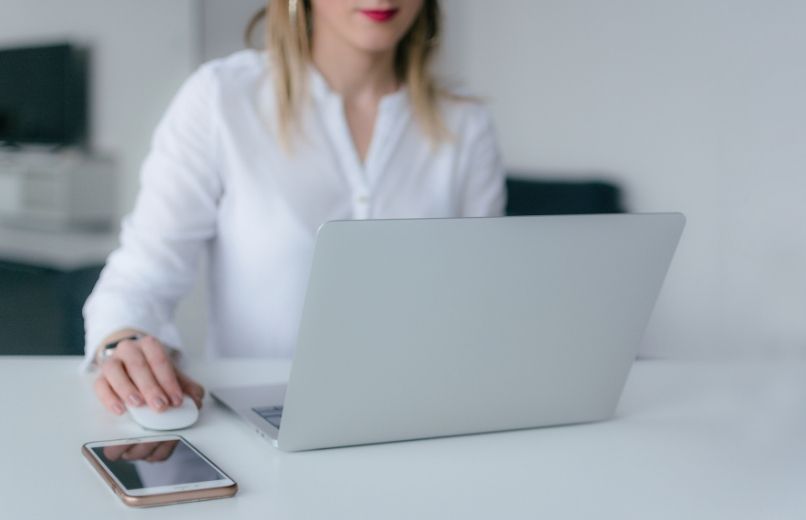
xmin=307 ymin=65 xmax=408 ymax=111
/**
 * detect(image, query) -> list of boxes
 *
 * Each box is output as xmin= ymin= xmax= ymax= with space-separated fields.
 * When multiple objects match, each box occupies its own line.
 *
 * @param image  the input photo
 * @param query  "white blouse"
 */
xmin=82 ymin=50 xmax=505 ymax=369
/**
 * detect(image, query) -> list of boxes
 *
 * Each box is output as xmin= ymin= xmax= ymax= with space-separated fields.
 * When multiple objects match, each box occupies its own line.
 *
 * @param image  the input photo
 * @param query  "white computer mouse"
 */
xmin=126 ymin=395 xmax=199 ymax=430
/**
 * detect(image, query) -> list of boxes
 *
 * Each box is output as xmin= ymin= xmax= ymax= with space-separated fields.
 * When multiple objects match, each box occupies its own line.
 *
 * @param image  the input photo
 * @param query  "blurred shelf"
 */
xmin=0 ymin=224 xmax=118 ymax=269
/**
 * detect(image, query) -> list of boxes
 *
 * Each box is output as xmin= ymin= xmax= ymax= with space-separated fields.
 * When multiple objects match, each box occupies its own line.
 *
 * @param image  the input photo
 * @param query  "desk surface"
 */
xmin=2 ymin=357 xmax=803 ymax=519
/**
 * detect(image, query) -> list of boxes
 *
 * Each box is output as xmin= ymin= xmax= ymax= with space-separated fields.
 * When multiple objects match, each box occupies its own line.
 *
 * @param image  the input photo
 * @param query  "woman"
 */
xmin=84 ymin=0 xmax=505 ymax=415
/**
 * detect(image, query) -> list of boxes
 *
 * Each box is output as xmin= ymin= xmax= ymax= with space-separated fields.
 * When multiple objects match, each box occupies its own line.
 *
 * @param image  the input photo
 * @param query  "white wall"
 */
xmin=199 ymin=0 xmax=265 ymax=62
xmin=442 ymin=0 xmax=806 ymax=359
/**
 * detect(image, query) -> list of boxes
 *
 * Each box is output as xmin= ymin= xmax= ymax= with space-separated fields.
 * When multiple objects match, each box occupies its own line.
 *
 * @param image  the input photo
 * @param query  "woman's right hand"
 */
xmin=93 ymin=333 xmax=204 ymax=415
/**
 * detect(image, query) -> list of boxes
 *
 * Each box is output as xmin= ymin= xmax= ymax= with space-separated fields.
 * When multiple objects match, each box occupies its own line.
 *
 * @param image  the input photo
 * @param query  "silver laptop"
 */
xmin=212 ymin=213 xmax=685 ymax=451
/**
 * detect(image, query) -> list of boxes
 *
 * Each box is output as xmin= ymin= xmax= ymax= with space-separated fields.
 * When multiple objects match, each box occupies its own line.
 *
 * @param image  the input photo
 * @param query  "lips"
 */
xmin=359 ymin=8 xmax=399 ymax=22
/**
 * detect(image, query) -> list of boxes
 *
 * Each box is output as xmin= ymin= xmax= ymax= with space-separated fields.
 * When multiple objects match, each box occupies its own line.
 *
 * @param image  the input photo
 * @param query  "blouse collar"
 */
xmin=308 ymin=65 xmax=408 ymax=110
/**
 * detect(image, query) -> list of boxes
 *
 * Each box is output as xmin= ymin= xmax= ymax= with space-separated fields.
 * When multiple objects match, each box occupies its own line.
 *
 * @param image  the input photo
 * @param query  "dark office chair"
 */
xmin=505 ymin=176 xmax=624 ymax=216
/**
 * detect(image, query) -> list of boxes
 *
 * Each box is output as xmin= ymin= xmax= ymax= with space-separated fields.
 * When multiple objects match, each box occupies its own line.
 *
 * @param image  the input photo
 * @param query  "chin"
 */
xmin=352 ymin=34 xmax=403 ymax=54
xmin=348 ymin=15 xmax=413 ymax=54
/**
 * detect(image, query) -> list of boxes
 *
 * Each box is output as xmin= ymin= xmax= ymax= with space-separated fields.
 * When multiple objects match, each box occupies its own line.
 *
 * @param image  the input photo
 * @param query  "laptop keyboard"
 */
xmin=252 ymin=405 xmax=283 ymax=429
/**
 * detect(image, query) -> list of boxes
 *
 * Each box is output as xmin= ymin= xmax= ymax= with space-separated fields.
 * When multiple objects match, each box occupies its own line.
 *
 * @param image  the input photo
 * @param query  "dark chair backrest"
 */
xmin=505 ymin=176 xmax=624 ymax=216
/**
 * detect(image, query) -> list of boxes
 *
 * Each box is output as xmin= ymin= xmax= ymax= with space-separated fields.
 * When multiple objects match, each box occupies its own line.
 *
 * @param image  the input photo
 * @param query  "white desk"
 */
xmin=2 ymin=357 xmax=803 ymax=519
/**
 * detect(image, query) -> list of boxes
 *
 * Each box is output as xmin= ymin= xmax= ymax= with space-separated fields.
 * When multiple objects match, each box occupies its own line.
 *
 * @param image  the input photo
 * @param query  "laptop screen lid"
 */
xmin=277 ymin=214 xmax=685 ymax=451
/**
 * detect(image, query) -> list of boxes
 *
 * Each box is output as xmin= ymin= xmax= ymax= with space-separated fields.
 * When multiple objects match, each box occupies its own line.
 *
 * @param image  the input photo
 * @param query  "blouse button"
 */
xmin=356 ymin=195 xmax=369 ymax=204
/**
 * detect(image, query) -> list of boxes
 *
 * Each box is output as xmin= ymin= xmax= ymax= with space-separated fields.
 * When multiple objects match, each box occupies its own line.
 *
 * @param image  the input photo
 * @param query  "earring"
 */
xmin=289 ymin=0 xmax=298 ymax=27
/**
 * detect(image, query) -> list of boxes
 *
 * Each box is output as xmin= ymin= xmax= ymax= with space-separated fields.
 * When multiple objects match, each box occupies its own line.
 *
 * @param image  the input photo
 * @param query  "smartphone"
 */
xmin=82 ymin=435 xmax=237 ymax=507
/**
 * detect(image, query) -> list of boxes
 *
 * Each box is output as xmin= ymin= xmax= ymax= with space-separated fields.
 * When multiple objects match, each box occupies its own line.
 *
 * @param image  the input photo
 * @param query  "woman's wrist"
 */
xmin=94 ymin=329 xmax=146 ymax=365
xmin=94 ymin=329 xmax=180 ymax=367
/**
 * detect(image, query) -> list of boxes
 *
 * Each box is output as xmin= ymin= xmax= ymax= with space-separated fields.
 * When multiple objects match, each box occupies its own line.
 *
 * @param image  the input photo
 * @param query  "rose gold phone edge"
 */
xmin=81 ymin=437 xmax=238 ymax=508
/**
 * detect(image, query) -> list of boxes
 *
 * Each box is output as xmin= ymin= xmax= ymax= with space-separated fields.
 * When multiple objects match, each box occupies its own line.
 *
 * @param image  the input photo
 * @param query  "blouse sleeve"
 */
xmin=81 ymin=64 xmax=223 ymax=370
xmin=458 ymin=105 xmax=507 ymax=217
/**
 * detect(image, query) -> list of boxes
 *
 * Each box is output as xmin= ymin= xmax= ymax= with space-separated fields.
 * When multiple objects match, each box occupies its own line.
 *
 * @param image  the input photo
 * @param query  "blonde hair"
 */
xmin=246 ymin=0 xmax=448 ymax=147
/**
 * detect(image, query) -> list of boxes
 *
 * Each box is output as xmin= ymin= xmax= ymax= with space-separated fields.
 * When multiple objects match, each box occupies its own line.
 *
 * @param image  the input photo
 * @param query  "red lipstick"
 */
xmin=359 ymin=8 xmax=399 ymax=22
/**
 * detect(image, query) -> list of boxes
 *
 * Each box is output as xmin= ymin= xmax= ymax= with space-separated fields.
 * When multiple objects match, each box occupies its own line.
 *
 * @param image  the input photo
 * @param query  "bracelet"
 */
xmin=99 ymin=334 xmax=143 ymax=362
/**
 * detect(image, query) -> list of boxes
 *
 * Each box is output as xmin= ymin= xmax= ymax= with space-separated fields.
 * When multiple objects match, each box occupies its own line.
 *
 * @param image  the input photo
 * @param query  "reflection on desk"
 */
xmin=2 ymin=356 xmax=803 ymax=519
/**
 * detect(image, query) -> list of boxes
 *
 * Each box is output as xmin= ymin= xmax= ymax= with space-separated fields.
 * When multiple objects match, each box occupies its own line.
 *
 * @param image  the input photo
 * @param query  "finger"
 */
xmin=177 ymin=369 xmax=205 ymax=409
xmin=177 ymin=370 xmax=205 ymax=408
xmin=103 ymin=444 xmax=130 ymax=461
xmin=145 ymin=440 xmax=178 ymax=462
xmin=101 ymin=357 xmax=144 ymax=408
xmin=122 ymin=442 xmax=160 ymax=461
xmin=94 ymin=376 xmax=125 ymax=415
xmin=140 ymin=337 xmax=183 ymax=407
xmin=115 ymin=343 xmax=169 ymax=411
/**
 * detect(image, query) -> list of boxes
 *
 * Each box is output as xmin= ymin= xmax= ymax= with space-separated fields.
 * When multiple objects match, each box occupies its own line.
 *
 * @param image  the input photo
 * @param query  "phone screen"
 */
xmin=90 ymin=438 xmax=225 ymax=491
